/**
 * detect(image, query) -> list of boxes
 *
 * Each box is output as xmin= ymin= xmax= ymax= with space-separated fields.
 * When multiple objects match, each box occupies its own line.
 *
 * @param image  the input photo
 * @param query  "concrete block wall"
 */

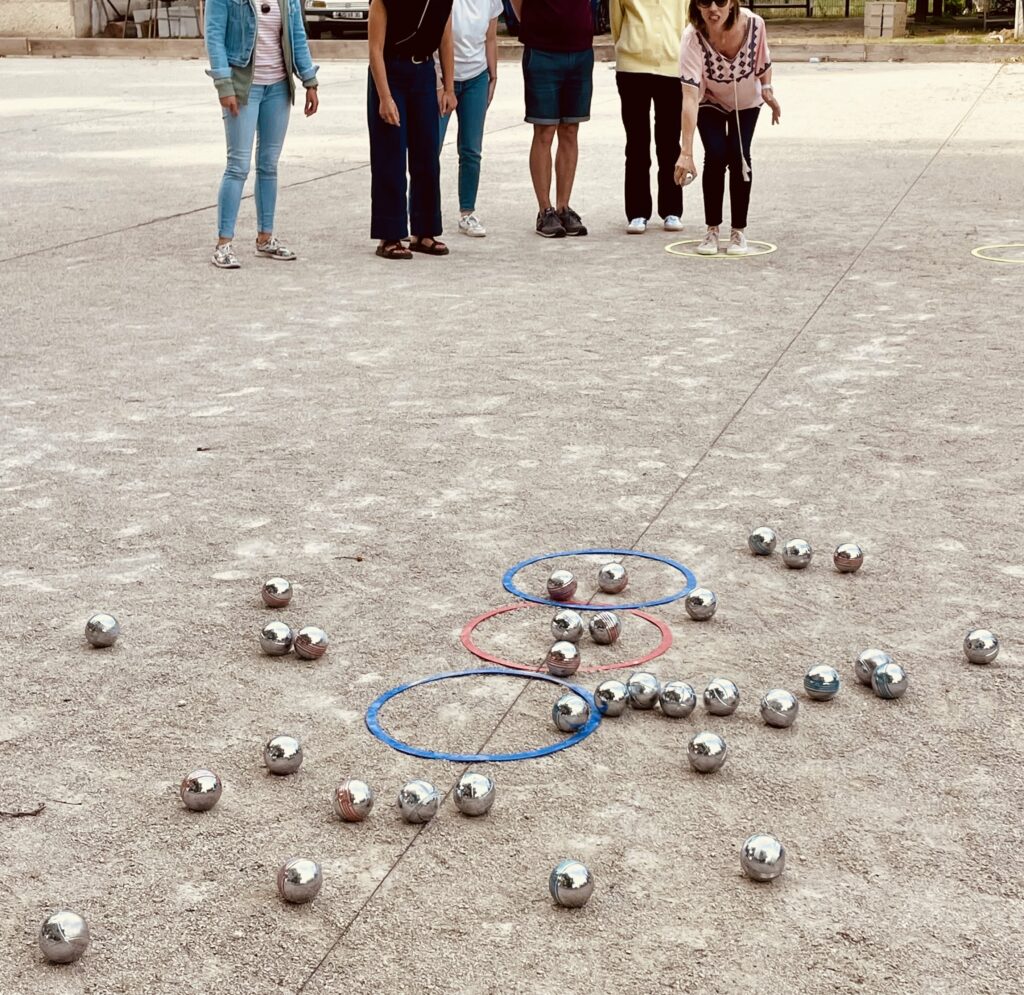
xmin=0 ymin=0 xmax=90 ymax=38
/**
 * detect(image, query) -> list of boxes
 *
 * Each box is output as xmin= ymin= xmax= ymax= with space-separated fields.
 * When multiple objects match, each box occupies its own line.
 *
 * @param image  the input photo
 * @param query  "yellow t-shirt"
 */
xmin=611 ymin=0 xmax=688 ymax=78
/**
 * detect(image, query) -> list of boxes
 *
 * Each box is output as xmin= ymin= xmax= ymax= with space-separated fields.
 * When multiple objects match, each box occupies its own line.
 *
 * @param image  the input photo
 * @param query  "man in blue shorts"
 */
xmin=510 ymin=0 xmax=595 ymax=237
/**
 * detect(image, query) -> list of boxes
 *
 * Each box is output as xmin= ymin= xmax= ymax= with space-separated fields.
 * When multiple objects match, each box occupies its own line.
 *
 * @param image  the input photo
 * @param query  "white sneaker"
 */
xmin=663 ymin=215 xmax=684 ymax=232
xmin=726 ymin=229 xmax=749 ymax=256
xmin=626 ymin=217 xmax=647 ymax=235
xmin=459 ymin=214 xmax=486 ymax=237
xmin=212 ymin=242 xmax=240 ymax=269
xmin=256 ymin=236 xmax=296 ymax=260
xmin=695 ymin=227 xmax=720 ymax=255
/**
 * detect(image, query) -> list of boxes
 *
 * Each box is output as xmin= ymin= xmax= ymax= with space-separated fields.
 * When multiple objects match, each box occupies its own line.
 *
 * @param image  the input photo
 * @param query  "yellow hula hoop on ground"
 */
xmin=970 ymin=244 xmax=1024 ymax=265
xmin=665 ymin=239 xmax=778 ymax=258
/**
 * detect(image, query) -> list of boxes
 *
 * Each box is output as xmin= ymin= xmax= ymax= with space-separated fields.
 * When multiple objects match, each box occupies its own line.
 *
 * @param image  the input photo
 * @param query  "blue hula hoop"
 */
xmin=502 ymin=547 xmax=698 ymax=611
xmin=365 ymin=668 xmax=601 ymax=763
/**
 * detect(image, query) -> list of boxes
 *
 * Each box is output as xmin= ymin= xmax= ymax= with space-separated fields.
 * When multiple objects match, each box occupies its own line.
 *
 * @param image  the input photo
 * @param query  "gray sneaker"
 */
xmin=212 ymin=243 xmax=240 ymax=269
xmin=255 ymin=236 xmax=296 ymax=260
xmin=536 ymin=208 xmax=566 ymax=238
xmin=557 ymin=206 xmax=588 ymax=237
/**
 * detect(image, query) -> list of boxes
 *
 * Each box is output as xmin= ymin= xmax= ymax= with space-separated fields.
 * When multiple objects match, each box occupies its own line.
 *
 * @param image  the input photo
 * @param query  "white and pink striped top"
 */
xmin=253 ymin=0 xmax=287 ymax=85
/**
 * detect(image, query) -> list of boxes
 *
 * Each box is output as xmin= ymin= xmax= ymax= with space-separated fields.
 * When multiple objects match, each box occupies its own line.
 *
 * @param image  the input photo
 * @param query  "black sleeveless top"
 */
xmin=381 ymin=0 xmax=454 ymax=60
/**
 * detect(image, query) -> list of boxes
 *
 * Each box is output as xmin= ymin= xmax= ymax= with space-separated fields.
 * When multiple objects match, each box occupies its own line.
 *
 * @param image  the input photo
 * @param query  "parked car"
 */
xmin=302 ymin=0 xmax=370 ymax=38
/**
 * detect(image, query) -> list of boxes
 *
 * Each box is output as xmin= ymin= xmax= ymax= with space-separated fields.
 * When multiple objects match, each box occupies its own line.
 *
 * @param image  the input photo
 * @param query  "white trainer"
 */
xmin=726 ymin=228 xmax=749 ymax=256
xmin=256 ymin=236 xmax=296 ymax=260
xmin=663 ymin=215 xmax=684 ymax=232
xmin=626 ymin=217 xmax=647 ymax=234
xmin=695 ymin=226 xmax=720 ymax=255
xmin=212 ymin=242 xmax=240 ymax=269
xmin=459 ymin=214 xmax=487 ymax=237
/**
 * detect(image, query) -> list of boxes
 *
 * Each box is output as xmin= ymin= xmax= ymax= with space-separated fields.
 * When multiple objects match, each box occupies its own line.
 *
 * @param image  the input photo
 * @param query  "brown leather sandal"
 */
xmin=376 ymin=240 xmax=412 ymax=260
xmin=408 ymin=237 xmax=449 ymax=256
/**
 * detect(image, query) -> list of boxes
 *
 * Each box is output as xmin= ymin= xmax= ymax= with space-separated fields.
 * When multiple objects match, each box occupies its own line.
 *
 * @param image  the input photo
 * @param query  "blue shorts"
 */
xmin=522 ymin=46 xmax=594 ymax=126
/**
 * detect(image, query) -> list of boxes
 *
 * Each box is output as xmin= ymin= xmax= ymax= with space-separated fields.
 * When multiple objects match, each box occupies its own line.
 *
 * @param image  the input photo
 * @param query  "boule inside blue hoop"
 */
xmin=503 ymin=547 xmax=697 ymax=611
xmin=365 ymin=668 xmax=601 ymax=763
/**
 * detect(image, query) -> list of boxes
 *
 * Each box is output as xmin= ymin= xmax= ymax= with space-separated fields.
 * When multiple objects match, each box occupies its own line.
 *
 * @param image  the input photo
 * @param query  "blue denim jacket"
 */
xmin=205 ymin=0 xmax=319 ymax=105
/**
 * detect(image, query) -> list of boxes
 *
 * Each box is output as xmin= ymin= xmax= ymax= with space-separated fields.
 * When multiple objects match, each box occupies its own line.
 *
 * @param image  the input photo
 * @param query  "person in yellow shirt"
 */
xmin=610 ymin=0 xmax=687 ymax=234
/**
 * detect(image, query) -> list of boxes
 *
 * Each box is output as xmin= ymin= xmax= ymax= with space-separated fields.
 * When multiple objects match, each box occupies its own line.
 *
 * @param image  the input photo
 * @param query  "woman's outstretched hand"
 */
xmin=674 ymin=151 xmax=698 ymax=187
xmin=766 ymin=95 xmax=781 ymax=125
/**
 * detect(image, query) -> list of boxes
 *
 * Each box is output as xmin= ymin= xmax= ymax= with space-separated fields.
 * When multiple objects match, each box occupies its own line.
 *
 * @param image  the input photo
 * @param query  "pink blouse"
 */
xmin=679 ymin=13 xmax=772 ymax=114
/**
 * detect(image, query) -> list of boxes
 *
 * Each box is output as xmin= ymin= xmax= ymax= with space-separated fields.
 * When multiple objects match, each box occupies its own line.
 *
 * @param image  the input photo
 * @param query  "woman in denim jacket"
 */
xmin=205 ymin=0 xmax=320 ymax=268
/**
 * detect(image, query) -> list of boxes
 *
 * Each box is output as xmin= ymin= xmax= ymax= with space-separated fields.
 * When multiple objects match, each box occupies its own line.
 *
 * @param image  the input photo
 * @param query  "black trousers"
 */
xmin=696 ymin=105 xmax=760 ymax=229
xmin=615 ymin=71 xmax=683 ymax=222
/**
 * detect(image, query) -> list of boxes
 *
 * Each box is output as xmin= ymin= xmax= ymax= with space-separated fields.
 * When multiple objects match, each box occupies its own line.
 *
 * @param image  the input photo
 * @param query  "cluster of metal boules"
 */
xmin=748 ymin=526 xmax=864 ymax=572
xmin=257 ymin=577 xmax=329 ymax=660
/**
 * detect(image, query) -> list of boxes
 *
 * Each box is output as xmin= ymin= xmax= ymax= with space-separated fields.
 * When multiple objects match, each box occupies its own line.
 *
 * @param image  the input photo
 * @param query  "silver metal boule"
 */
xmin=552 ymin=693 xmax=591 ymax=732
xmin=551 ymin=608 xmax=585 ymax=643
xmin=740 ymin=834 xmax=786 ymax=882
xmin=803 ymin=664 xmax=841 ymax=701
xmin=39 ymin=910 xmax=91 ymax=964
xmin=264 ymin=734 xmax=303 ymax=775
xmin=261 ymin=576 xmax=293 ymax=608
xmin=964 ymin=629 xmax=999 ymax=665
xmin=593 ymin=679 xmax=629 ymax=717
xmin=688 ymin=731 xmax=727 ymax=772
xmin=294 ymin=626 xmax=328 ymax=660
xmin=588 ymin=611 xmax=622 ymax=646
xmin=659 ymin=681 xmax=697 ymax=718
xmin=703 ymin=678 xmax=740 ymax=716
xmin=748 ymin=527 xmax=778 ymax=555
xmin=684 ymin=588 xmax=718 ymax=621
xmin=333 ymin=779 xmax=374 ymax=822
xmin=85 ymin=613 xmax=119 ymax=648
xmin=782 ymin=539 xmax=813 ymax=569
xmin=545 ymin=640 xmax=581 ymax=678
xmin=597 ymin=562 xmax=628 ymax=594
xmin=259 ymin=620 xmax=294 ymax=656
xmin=627 ymin=671 xmax=661 ymax=710
xmin=855 ymin=648 xmax=892 ymax=686
xmin=833 ymin=543 xmax=864 ymax=573
xmin=871 ymin=661 xmax=908 ymax=699
xmin=453 ymin=771 xmax=496 ymax=816
xmin=549 ymin=859 xmax=593 ymax=908
xmin=180 ymin=768 xmax=223 ymax=811
xmin=547 ymin=569 xmax=578 ymax=602
xmin=276 ymin=857 xmax=322 ymax=903
xmin=397 ymin=779 xmax=440 ymax=823
xmin=760 ymin=689 xmax=799 ymax=728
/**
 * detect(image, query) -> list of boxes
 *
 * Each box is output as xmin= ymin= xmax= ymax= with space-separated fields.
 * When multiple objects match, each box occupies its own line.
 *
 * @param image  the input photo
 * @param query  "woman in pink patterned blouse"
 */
xmin=674 ymin=0 xmax=781 ymax=256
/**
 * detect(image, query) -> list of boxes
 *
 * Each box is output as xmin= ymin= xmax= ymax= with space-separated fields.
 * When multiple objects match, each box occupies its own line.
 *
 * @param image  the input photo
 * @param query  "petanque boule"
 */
xmin=871 ymin=661 xmax=908 ymax=699
xmin=180 ymin=768 xmax=223 ymax=811
xmin=454 ymin=771 xmax=496 ymax=816
xmin=964 ymin=629 xmax=999 ymax=665
xmin=593 ymin=679 xmax=629 ymax=716
xmin=597 ymin=562 xmax=629 ymax=594
xmin=549 ymin=859 xmax=594 ymax=908
xmin=782 ymin=539 xmax=813 ymax=569
xmin=626 ymin=671 xmax=660 ymax=710
xmin=588 ymin=611 xmax=621 ymax=645
xmin=748 ymin=527 xmax=778 ymax=555
xmin=261 ymin=577 xmax=293 ymax=608
xmin=276 ymin=857 xmax=322 ymax=903
xmin=703 ymin=678 xmax=740 ymax=716
xmin=803 ymin=664 xmax=841 ymax=701
xmin=85 ymin=613 xmax=119 ymax=648
xmin=552 ymin=693 xmax=591 ymax=732
xmin=545 ymin=640 xmax=581 ymax=678
xmin=398 ymin=779 xmax=440 ymax=823
xmin=38 ymin=910 xmax=91 ymax=964
xmin=688 ymin=731 xmax=727 ymax=773
xmin=294 ymin=626 xmax=328 ymax=660
xmin=546 ymin=569 xmax=578 ymax=602
xmin=333 ymin=779 xmax=374 ymax=822
xmin=760 ymin=689 xmax=799 ymax=728
xmin=259 ymin=620 xmax=294 ymax=656
xmin=660 ymin=681 xmax=697 ymax=718
xmin=264 ymin=734 xmax=303 ymax=775
xmin=684 ymin=587 xmax=718 ymax=621
xmin=740 ymin=834 xmax=786 ymax=882
xmin=833 ymin=543 xmax=864 ymax=573
xmin=551 ymin=608 xmax=585 ymax=643
xmin=855 ymin=648 xmax=892 ymax=686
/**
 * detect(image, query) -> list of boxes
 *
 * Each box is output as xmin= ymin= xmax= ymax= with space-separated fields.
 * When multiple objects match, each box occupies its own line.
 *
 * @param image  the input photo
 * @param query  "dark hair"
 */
xmin=687 ymin=0 xmax=741 ymax=37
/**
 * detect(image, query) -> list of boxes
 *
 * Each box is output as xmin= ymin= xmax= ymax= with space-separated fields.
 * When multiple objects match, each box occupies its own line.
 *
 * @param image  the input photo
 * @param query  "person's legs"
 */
xmin=523 ymin=46 xmax=563 ymax=212
xmin=725 ymin=107 xmax=761 ymax=230
xmin=555 ymin=47 xmax=592 ymax=234
xmin=653 ymin=74 xmax=684 ymax=221
xmin=453 ymin=70 xmax=489 ymax=215
xmin=407 ymin=59 xmax=443 ymax=241
xmin=529 ymin=125 xmax=557 ymax=210
xmin=368 ymin=62 xmax=411 ymax=243
xmin=615 ymin=71 xmax=653 ymax=222
xmin=254 ymin=80 xmax=292 ymax=241
xmin=696 ymin=106 xmax=729 ymax=228
xmin=554 ymin=123 xmax=579 ymax=211
xmin=217 ymin=90 xmax=261 ymax=243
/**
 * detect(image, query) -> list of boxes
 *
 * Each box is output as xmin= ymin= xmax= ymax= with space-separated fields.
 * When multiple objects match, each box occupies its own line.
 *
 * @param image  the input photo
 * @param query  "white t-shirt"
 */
xmin=452 ymin=0 xmax=502 ymax=81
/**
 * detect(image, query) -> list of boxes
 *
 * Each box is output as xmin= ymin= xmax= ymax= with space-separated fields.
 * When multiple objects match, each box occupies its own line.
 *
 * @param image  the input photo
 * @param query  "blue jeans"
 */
xmin=439 ymin=70 xmax=489 ymax=214
xmin=217 ymin=80 xmax=291 ymax=239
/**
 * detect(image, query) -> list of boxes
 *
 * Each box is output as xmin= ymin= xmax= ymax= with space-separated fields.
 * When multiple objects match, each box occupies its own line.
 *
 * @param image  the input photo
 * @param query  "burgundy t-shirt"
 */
xmin=519 ymin=0 xmax=594 ymax=53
